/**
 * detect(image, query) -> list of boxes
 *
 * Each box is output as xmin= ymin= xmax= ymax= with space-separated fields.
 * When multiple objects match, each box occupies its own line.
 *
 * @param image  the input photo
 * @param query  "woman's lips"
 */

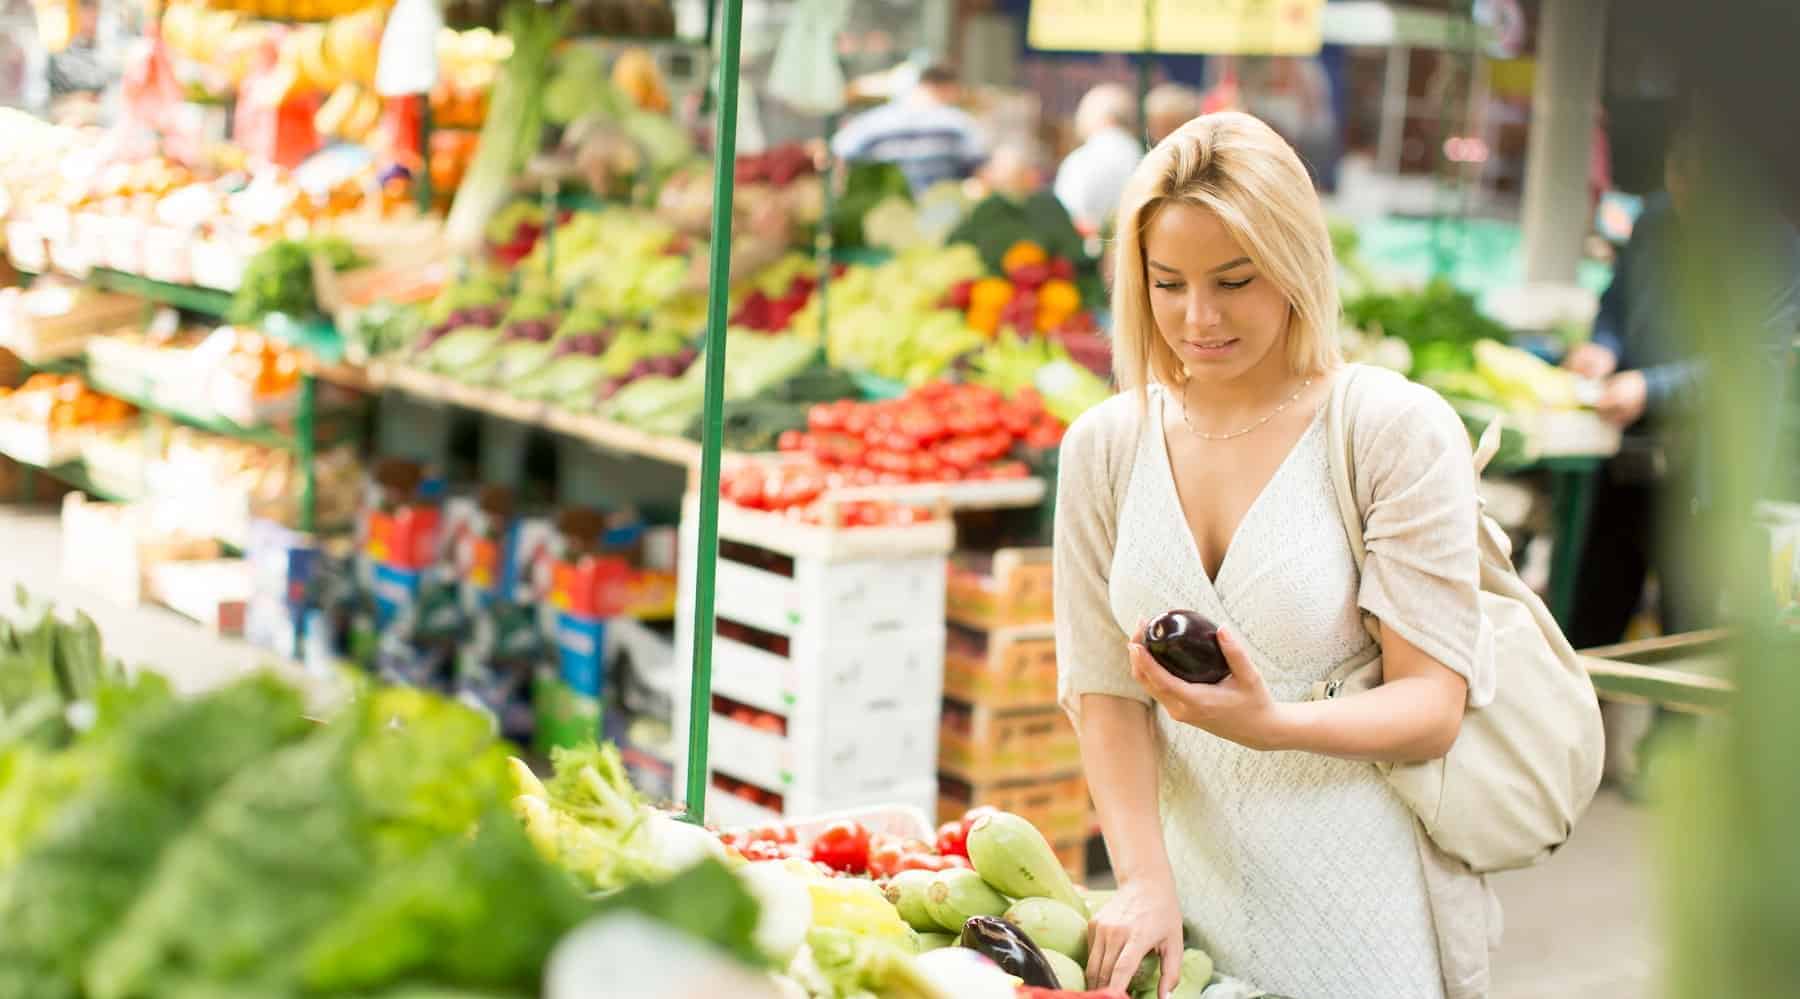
xmin=1182 ymin=337 xmax=1240 ymax=355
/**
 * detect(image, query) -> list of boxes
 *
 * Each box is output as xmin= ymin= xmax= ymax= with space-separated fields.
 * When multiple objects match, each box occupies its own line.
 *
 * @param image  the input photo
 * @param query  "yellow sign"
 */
xmin=1027 ymin=0 xmax=1325 ymax=55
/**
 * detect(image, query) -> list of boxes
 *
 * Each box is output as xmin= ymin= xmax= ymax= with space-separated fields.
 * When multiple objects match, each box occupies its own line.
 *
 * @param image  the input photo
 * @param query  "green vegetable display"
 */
xmin=0 ymin=675 xmax=311 ymax=999
xmin=227 ymin=236 xmax=365 ymax=325
xmin=1342 ymin=279 xmax=1510 ymax=376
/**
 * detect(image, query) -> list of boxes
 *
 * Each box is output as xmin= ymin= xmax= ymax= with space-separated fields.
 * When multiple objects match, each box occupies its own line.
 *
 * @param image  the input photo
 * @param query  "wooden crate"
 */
xmin=937 ymin=771 xmax=1090 ymax=846
xmin=1051 ymin=837 xmax=1089 ymax=883
xmin=946 ymin=546 xmax=1053 ymax=630
xmin=943 ymin=621 xmax=1059 ymax=709
xmin=0 ymin=285 xmax=146 ymax=364
xmin=939 ymin=697 xmax=1079 ymax=782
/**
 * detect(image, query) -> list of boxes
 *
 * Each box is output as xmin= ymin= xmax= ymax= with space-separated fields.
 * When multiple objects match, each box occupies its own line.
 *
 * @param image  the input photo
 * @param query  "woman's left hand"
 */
xmin=1128 ymin=624 xmax=1292 ymax=751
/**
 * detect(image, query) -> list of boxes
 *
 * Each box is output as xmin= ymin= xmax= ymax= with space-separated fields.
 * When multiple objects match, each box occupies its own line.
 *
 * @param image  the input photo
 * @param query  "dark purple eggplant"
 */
xmin=1144 ymin=609 xmax=1229 ymax=684
xmin=959 ymin=916 xmax=1059 ymax=989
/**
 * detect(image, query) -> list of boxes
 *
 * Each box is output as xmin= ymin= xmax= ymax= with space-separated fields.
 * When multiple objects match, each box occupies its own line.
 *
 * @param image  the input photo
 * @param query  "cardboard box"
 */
xmin=60 ymin=493 xmax=219 ymax=608
xmin=147 ymin=559 xmax=250 ymax=635
xmin=937 ymin=771 xmax=1090 ymax=846
xmin=938 ymin=698 xmax=1080 ymax=782
xmin=943 ymin=621 xmax=1058 ymax=708
xmin=946 ymin=547 xmax=1053 ymax=630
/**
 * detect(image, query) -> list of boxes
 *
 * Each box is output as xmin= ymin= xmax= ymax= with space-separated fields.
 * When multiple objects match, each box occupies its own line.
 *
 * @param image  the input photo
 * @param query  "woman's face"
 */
xmin=1142 ymin=201 xmax=1293 ymax=385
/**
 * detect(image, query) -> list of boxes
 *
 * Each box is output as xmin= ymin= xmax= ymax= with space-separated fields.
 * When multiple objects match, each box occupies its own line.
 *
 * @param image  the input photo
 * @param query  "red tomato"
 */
xmin=989 ymin=460 xmax=1030 ymax=480
xmin=867 ymin=834 xmax=905 ymax=879
xmin=939 ymin=853 xmax=972 ymax=869
xmin=747 ymin=823 xmax=796 ymax=845
xmin=807 ymin=403 xmax=842 ymax=432
xmin=809 ymin=820 xmax=872 ymax=874
xmin=936 ymin=820 xmax=970 ymax=859
xmin=893 ymin=851 xmax=945 ymax=872
xmin=778 ymin=429 xmax=806 ymax=452
xmin=739 ymin=840 xmax=786 ymax=862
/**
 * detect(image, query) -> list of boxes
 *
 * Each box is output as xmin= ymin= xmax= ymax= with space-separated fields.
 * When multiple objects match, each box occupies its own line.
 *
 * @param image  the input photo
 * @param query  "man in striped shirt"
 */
xmin=831 ymin=65 xmax=989 ymax=196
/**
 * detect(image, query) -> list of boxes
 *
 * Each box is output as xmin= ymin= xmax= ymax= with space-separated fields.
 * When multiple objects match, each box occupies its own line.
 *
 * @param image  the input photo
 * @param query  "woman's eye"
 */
xmin=1153 ymin=281 xmax=1183 ymax=291
xmin=1219 ymin=277 xmax=1254 ymax=290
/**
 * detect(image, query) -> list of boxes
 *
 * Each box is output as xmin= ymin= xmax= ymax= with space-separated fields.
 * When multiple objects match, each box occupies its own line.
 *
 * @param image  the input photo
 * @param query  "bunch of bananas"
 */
xmin=198 ymin=0 xmax=385 ymax=22
xmin=276 ymin=7 xmax=386 ymax=93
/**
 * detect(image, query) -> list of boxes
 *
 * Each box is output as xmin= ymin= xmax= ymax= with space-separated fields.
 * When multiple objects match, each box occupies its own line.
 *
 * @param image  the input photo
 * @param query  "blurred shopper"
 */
xmin=1145 ymin=82 xmax=1202 ymax=146
xmin=1237 ymin=56 xmax=1337 ymax=180
xmin=1564 ymin=120 xmax=1800 ymax=647
xmin=1054 ymin=83 xmax=1142 ymax=236
xmin=831 ymin=64 xmax=987 ymax=196
xmin=979 ymin=137 xmax=1050 ymax=198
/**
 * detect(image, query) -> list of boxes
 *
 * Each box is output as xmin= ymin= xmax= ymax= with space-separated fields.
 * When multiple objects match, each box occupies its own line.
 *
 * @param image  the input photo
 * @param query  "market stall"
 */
xmin=0 ymin=0 xmax=1746 ymax=993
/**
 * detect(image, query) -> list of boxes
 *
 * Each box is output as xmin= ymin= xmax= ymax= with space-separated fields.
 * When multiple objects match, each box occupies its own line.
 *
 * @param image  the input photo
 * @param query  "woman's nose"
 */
xmin=1186 ymin=294 xmax=1221 ymax=329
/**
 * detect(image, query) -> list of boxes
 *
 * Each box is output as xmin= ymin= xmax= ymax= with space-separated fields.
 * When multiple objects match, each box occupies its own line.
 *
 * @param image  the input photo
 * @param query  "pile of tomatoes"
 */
xmin=779 ymin=382 xmax=1060 ymax=484
xmin=718 ymin=806 xmax=999 ymax=878
xmin=718 ymin=461 xmax=937 ymax=526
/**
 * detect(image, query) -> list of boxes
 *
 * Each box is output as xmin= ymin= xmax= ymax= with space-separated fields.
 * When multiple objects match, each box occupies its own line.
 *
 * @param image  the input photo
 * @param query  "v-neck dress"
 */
xmin=1101 ymin=387 xmax=1446 ymax=998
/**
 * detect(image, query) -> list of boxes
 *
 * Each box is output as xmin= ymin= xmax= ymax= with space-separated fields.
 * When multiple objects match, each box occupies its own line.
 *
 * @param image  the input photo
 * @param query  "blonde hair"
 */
xmin=1111 ymin=111 xmax=1341 ymax=397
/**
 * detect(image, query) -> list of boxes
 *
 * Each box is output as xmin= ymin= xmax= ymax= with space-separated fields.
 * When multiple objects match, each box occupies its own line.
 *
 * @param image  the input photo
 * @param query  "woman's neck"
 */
xmin=1176 ymin=356 xmax=1309 ymax=434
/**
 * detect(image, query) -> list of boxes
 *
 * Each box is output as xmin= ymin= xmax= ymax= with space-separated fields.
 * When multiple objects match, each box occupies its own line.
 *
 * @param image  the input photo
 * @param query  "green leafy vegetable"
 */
xmin=299 ymin=810 xmax=591 ymax=995
xmin=0 ymin=674 xmax=310 ymax=999
xmin=590 ymin=859 xmax=765 ymax=969
xmin=227 ymin=236 xmax=366 ymax=324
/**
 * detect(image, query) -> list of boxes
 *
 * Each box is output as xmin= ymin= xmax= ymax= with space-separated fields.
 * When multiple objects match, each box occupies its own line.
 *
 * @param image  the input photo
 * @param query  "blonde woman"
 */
xmin=1054 ymin=112 xmax=1496 ymax=999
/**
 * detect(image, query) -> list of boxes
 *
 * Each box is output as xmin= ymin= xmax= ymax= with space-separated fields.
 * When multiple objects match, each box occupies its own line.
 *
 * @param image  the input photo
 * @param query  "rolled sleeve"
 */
xmin=1353 ymin=382 xmax=1492 ymax=706
xmin=1054 ymin=404 xmax=1150 ymax=722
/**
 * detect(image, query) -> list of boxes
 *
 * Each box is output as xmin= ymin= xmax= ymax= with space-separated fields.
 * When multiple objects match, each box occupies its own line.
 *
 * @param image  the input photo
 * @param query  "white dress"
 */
xmin=1105 ymin=389 xmax=1446 ymax=998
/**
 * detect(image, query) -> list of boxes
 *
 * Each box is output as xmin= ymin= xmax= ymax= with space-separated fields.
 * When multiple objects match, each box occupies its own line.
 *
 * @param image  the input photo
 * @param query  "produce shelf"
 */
xmin=81 ymin=370 xmax=361 ymax=454
xmin=87 ymin=269 xmax=234 ymax=318
xmin=809 ymin=475 xmax=1048 ymax=512
xmin=1580 ymin=630 xmax=1735 ymax=713
xmin=367 ymin=361 xmax=716 ymax=468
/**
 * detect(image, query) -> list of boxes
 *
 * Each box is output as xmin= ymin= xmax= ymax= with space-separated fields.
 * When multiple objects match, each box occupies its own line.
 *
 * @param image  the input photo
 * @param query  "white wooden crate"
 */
xmin=703 ymin=777 xmax=938 ymax=830
xmin=707 ymin=698 xmax=940 ymax=801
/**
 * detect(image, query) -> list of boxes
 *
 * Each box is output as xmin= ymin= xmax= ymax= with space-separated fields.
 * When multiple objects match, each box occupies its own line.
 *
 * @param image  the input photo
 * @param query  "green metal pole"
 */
xmin=683 ymin=0 xmax=746 ymax=825
xmin=298 ymin=372 xmax=317 ymax=534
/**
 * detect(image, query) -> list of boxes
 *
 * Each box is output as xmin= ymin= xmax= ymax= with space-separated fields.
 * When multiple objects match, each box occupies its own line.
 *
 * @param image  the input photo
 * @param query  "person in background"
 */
xmin=1563 ymin=118 xmax=1800 ymax=648
xmin=979 ymin=137 xmax=1050 ymax=199
xmin=1054 ymin=83 xmax=1143 ymax=236
xmin=830 ymin=64 xmax=987 ymax=196
xmin=1145 ymin=82 xmax=1202 ymax=146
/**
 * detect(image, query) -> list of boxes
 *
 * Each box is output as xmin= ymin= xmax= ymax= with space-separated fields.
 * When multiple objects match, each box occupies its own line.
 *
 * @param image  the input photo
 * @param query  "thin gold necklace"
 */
xmin=1179 ymin=377 xmax=1314 ymax=441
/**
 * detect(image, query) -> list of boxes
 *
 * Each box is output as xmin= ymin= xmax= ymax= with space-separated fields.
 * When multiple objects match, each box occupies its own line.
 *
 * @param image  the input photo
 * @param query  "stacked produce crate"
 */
xmin=673 ymin=493 xmax=953 ymax=827
xmin=939 ymin=546 xmax=1090 ymax=878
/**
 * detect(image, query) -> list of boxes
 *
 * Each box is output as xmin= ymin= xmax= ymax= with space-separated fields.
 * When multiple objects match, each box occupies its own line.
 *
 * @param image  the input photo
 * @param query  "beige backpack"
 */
xmin=1317 ymin=365 xmax=1606 ymax=874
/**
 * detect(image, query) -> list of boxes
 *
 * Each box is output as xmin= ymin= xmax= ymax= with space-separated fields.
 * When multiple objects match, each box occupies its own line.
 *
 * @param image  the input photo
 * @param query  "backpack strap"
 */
xmin=1323 ymin=364 xmax=1369 ymax=572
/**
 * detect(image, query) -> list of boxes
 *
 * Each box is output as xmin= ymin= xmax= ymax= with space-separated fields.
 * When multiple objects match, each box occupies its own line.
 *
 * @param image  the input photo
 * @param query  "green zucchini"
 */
xmin=883 ymin=869 xmax=938 ymax=932
xmin=1004 ymin=896 xmax=1089 ymax=961
xmin=1044 ymin=949 xmax=1089 ymax=991
xmin=922 ymin=867 xmax=1010 ymax=933
xmin=965 ymin=811 xmax=1088 ymax=916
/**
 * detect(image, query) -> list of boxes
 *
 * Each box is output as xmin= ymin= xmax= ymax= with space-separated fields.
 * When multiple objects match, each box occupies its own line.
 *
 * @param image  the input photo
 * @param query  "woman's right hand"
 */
xmin=1087 ymin=874 xmax=1186 ymax=997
